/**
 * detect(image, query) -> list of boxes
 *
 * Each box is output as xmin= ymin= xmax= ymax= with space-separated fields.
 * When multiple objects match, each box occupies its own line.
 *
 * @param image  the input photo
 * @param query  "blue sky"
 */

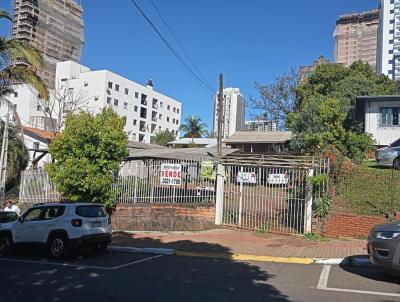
xmin=1 ymin=0 xmax=378 ymax=130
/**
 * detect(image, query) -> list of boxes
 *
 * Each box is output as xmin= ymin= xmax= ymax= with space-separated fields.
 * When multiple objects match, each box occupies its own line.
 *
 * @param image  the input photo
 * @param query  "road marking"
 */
xmin=0 ymin=257 xmax=113 ymax=270
xmin=0 ymin=254 xmax=163 ymax=271
xmin=317 ymin=264 xmax=400 ymax=298
xmin=319 ymin=287 xmax=400 ymax=298
xmin=317 ymin=265 xmax=331 ymax=289
xmin=112 ymin=255 xmax=163 ymax=269
xmin=175 ymin=251 xmax=314 ymax=264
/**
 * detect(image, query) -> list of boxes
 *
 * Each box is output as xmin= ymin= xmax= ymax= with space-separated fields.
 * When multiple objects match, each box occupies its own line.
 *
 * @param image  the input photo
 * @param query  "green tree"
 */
xmin=297 ymin=61 xmax=399 ymax=130
xmin=179 ymin=115 xmax=207 ymax=138
xmin=45 ymin=108 xmax=128 ymax=209
xmin=288 ymin=97 xmax=374 ymax=162
xmin=0 ymin=10 xmax=48 ymax=100
xmin=2 ymin=125 xmax=28 ymax=190
xmin=153 ymin=129 xmax=175 ymax=146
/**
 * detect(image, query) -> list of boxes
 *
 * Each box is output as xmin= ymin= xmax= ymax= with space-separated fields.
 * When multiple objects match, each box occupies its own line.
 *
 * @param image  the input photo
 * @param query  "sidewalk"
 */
xmin=111 ymin=228 xmax=368 ymax=259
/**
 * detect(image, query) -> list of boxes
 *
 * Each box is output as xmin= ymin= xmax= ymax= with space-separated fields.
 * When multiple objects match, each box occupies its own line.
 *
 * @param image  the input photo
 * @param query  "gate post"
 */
xmin=304 ymin=168 xmax=314 ymax=233
xmin=215 ymin=163 xmax=225 ymax=225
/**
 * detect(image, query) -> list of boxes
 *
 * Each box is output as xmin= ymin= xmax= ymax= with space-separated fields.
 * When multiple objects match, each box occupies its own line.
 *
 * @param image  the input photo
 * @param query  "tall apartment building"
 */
xmin=9 ymin=61 xmax=182 ymax=144
xmin=244 ymin=120 xmax=277 ymax=132
xmin=299 ymin=55 xmax=329 ymax=83
xmin=334 ymin=9 xmax=379 ymax=70
xmin=213 ymin=88 xmax=245 ymax=139
xmin=11 ymin=0 xmax=84 ymax=88
xmin=377 ymin=0 xmax=400 ymax=80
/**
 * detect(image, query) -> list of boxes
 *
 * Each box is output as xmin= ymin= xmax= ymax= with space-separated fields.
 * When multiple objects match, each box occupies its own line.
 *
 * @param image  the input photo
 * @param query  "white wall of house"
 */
xmin=365 ymin=100 xmax=400 ymax=146
xmin=23 ymin=133 xmax=51 ymax=169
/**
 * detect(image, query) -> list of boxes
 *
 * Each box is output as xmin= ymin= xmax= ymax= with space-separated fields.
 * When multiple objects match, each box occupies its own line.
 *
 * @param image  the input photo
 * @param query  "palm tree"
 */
xmin=179 ymin=115 xmax=207 ymax=138
xmin=0 ymin=10 xmax=49 ymax=100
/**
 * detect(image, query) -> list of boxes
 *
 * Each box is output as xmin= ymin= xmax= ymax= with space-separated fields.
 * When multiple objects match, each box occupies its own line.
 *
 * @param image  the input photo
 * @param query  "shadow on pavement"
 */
xmin=0 ymin=232 xmax=292 ymax=302
xmin=339 ymin=255 xmax=400 ymax=285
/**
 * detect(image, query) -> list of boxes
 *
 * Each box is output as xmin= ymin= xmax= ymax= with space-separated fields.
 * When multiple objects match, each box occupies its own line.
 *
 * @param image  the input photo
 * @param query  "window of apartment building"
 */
xmin=122 ymin=116 xmax=127 ymax=125
xmin=33 ymin=142 xmax=40 ymax=150
xmin=108 ymin=82 xmax=113 ymax=89
xmin=125 ymin=88 xmax=129 ymax=95
xmin=134 ymin=105 xmax=138 ymax=112
xmin=177 ymin=108 xmax=180 ymax=114
xmin=390 ymin=39 xmax=394 ymax=44
xmin=141 ymin=94 xmax=147 ymax=105
xmin=132 ymin=133 xmax=137 ymax=140
xmin=115 ymin=84 xmax=120 ymax=92
xmin=135 ymin=92 xmax=139 ymax=98
xmin=14 ymin=92 xmax=18 ymax=97
xmin=167 ymin=105 xmax=170 ymax=110
xmin=114 ymin=99 xmax=118 ymax=106
xmin=107 ymin=97 xmax=111 ymax=104
xmin=140 ymin=107 xmax=147 ymax=119
xmin=160 ymin=102 xmax=163 ymax=108
xmin=167 ymin=117 xmax=170 ymax=122
xmin=173 ymin=118 xmax=175 ymax=124
xmin=133 ymin=119 xmax=137 ymax=126
xmin=380 ymin=107 xmax=400 ymax=126
xmin=159 ymin=114 xmax=162 ymax=120
xmin=124 ymin=102 xmax=128 ymax=109
xmin=176 ymin=119 xmax=179 ymax=125
xmin=389 ymin=49 xmax=394 ymax=54
xmin=390 ymin=19 xmax=394 ymax=24
xmin=173 ymin=107 xmax=176 ymax=113
xmin=36 ymin=105 xmax=41 ymax=111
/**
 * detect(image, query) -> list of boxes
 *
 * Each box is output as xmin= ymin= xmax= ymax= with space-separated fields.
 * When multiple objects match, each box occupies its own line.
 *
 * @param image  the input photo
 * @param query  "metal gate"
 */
xmin=220 ymin=156 xmax=329 ymax=235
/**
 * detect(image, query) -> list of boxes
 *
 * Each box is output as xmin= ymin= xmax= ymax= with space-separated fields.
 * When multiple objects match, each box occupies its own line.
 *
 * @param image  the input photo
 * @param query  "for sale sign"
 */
xmin=160 ymin=163 xmax=182 ymax=186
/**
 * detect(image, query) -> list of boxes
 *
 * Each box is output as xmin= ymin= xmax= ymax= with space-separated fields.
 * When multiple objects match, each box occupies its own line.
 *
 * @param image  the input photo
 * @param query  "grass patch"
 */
xmin=334 ymin=163 xmax=400 ymax=216
xmin=357 ymin=235 xmax=368 ymax=240
xmin=303 ymin=232 xmax=329 ymax=242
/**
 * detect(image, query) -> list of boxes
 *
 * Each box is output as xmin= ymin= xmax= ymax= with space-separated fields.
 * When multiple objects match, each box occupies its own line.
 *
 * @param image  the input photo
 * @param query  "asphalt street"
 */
xmin=0 ymin=249 xmax=399 ymax=302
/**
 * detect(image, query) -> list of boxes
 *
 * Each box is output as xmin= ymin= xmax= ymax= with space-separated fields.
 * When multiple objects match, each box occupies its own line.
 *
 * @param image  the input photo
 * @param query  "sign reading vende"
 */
xmin=160 ymin=163 xmax=182 ymax=186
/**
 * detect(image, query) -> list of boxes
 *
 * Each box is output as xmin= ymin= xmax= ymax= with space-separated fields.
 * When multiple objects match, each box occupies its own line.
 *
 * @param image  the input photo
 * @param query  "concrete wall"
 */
xmin=112 ymin=203 xmax=216 ymax=231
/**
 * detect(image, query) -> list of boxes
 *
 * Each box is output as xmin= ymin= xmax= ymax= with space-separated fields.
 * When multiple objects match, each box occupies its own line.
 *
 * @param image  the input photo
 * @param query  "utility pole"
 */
xmin=217 ymin=73 xmax=224 ymax=157
xmin=0 ymin=113 xmax=9 ymax=203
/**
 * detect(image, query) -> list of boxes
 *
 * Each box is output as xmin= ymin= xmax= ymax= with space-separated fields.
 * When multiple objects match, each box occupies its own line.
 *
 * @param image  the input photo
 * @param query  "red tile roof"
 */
xmin=22 ymin=126 xmax=57 ymax=140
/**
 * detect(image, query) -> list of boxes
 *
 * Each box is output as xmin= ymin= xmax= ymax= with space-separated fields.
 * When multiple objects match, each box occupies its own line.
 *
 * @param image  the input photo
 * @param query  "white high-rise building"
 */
xmin=8 ymin=61 xmax=182 ymax=144
xmin=213 ymin=88 xmax=245 ymax=138
xmin=377 ymin=0 xmax=400 ymax=79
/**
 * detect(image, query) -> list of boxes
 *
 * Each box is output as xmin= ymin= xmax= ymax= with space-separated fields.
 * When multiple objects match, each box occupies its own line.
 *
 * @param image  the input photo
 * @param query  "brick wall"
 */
xmin=112 ymin=203 xmax=216 ymax=231
xmin=321 ymin=213 xmax=387 ymax=238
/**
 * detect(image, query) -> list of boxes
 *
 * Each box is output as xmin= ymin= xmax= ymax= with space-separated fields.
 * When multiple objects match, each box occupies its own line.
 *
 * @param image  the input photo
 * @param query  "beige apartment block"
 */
xmin=11 ymin=0 xmax=84 ymax=88
xmin=334 ymin=9 xmax=379 ymax=71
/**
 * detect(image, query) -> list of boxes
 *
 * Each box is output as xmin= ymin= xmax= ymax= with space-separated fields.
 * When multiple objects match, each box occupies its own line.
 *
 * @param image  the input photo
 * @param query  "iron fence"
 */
xmin=19 ymin=169 xmax=60 ymax=204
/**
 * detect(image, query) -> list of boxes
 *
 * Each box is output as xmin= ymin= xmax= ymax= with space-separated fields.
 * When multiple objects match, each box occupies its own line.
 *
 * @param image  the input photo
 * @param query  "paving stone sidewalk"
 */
xmin=112 ymin=228 xmax=368 ymax=259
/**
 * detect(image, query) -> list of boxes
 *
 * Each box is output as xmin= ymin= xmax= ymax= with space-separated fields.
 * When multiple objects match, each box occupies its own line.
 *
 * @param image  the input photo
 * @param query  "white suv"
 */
xmin=0 ymin=202 xmax=112 ymax=258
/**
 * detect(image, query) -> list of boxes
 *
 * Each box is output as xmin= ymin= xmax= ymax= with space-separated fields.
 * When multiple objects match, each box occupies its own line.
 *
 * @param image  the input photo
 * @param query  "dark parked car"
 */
xmin=368 ymin=220 xmax=400 ymax=276
xmin=0 ymin=211 xmax=18 ymax=224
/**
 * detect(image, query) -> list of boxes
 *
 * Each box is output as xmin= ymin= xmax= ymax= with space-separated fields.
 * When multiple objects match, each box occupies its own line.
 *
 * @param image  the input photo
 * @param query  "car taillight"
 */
xmin=71 ymin=219 xmax=82 ymax=227
xmin=108 ymin=217 xmax=111 ymax=225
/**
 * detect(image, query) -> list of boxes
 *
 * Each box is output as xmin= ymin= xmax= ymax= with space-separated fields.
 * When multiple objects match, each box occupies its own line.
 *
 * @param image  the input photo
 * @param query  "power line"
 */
xmin=128 ymin=0 xmax=215 ymax=95
xmin=149 ymin=0 xmax=214 ymax=90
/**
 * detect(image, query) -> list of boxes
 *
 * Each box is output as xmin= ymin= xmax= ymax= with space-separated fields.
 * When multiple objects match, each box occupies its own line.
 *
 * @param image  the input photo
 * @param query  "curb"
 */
xmin=108 ymin=245 xmax=175 ymax=256
xmin=108 ymin=245 xmax=372 ymax=267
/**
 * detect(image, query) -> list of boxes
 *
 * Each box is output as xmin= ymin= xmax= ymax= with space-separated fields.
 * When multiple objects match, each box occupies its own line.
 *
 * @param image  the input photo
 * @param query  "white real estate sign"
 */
xmin=160 ymin=163 xmax=182 ymax=186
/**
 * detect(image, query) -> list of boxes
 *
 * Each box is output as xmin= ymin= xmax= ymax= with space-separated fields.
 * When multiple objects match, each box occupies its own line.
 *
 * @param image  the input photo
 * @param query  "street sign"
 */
xmin=160 ymin=163 xmax=182 ymax=186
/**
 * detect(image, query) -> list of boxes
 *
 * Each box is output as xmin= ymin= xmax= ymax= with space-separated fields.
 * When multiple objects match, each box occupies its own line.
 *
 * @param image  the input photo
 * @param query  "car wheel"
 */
xmin=394 ymin=158 xmax=400 ymax=170
xmin=48 ymin=235 xmax=68 ymax=259
xmin=0 ymin=234 xmax=13 ymax=255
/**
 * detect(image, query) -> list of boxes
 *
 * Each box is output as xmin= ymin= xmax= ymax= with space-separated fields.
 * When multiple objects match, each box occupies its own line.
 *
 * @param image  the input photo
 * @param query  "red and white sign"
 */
xmin=160 ymin=163 xmax=182 ymax=186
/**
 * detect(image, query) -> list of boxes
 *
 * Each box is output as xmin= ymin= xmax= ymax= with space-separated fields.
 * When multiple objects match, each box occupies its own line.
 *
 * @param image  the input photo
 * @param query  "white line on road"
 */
xmin=0 ymin=257 xmax=113 ymax=270
xmin=0 ymin=254 xmax=163 ymax=271
xmin=111 ymin=254 xmax=163 ymax=269
xmin=317 ymin=265 xmax=331 ymax=289
xmin=316 ymin=264 xmax=400 ymax=298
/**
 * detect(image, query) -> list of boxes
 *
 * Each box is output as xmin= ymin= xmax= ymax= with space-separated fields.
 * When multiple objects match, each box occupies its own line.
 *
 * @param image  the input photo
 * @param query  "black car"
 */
xmin=0 ymin=211 xmax=19 ymax=224
xmin=368 ymin=220 xmax=400 ymax=276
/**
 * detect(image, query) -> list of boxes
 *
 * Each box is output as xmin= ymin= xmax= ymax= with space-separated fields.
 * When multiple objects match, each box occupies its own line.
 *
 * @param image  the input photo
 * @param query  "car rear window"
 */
xmin=75 ymin=205 xmax=107 ymax=218
xmin=0 ymin=212 xmax=18 ymax=223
